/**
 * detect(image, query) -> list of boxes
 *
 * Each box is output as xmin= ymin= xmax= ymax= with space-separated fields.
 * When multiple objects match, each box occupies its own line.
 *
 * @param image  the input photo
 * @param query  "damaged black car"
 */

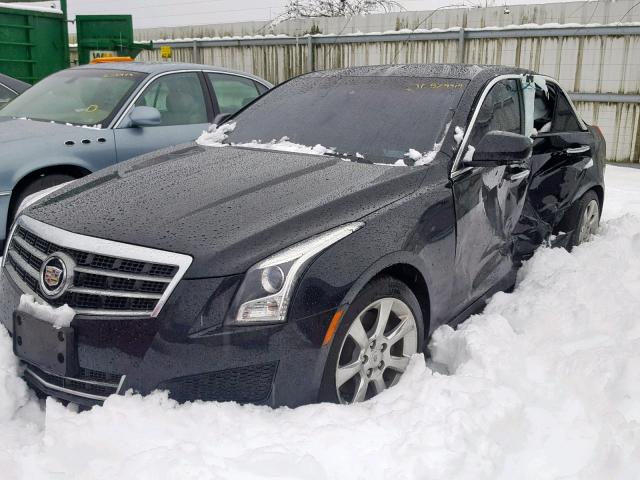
xmin=0 ymin=64 xmax=605 ymax=407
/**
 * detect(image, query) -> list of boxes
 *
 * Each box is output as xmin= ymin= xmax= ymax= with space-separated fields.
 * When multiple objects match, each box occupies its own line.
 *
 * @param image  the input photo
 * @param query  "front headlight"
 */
xmin=229 ymin=222 xmax=364 ymax=325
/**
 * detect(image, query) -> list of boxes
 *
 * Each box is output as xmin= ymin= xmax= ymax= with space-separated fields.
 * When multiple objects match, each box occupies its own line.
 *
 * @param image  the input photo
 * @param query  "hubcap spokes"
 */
xmin=579 ymin=199 xmax=599 ymax=244
xmin=336 ymin=297 xmax=418 ymax=404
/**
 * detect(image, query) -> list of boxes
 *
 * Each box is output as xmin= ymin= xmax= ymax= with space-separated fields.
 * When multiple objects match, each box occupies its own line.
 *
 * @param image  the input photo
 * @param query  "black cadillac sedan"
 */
xmin=0 ymin=64 xmax=605 ymax=407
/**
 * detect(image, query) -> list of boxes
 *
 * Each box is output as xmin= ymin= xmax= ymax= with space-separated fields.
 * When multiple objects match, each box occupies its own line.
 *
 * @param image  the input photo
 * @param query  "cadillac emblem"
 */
xmin=39 ymin=253 xmax=75 ymax=299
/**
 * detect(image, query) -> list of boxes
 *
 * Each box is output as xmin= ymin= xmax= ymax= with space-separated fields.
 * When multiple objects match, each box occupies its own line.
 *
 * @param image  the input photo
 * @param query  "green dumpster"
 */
xmin=76 ymin=15 xmax=152 ymax=65
xmin=0 ymin=0 xmax=70 ymax=84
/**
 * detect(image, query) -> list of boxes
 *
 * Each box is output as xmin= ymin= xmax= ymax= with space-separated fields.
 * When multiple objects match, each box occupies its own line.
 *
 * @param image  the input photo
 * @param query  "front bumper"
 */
xmin=1 ymin=272 xmax=336 ymax=408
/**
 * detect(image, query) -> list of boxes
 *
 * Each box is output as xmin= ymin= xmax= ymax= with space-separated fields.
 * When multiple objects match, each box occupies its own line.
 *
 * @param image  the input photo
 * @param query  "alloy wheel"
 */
xmin=578 ymin=199 xmax=599 ymax=244
xmin=335 ymin=297 xmax=418 ymax=404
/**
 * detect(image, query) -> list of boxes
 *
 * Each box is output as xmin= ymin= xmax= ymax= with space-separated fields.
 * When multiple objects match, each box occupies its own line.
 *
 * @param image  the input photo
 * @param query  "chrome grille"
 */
xmin=24 ymin=362 xmax=124 ymax=402
xmin=3 ymin=216 xmax=192 ymax=317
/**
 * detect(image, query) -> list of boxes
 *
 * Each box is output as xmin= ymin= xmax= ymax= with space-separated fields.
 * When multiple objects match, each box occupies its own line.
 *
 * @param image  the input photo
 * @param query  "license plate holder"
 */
xmin=13 ymin=311 xmax=78 ymax=377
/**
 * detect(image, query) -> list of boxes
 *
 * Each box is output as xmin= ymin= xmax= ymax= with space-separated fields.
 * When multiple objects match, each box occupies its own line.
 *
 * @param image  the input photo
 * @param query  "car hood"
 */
xmin=0 ymin=117 xmax=100 ymax=144
xmin=26 ymin=144 xmax=426 ymax=278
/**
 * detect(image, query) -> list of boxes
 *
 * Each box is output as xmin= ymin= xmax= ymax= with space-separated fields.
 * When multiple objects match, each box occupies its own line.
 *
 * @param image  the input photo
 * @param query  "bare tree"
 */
xmin=281 ymin=0 xmax=405 ymax=19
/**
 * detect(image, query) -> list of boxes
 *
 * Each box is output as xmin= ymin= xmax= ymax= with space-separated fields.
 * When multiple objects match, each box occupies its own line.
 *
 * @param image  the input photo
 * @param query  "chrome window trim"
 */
xmin=0 ymin=82 xmax=18 ymax=95
xmin=450 ymin=73 xmax=524 ymax=176
xmin=111 ymin=69 xmax=271 ymax=129
xmin=7 ymin=215 xmax=192 ymax=318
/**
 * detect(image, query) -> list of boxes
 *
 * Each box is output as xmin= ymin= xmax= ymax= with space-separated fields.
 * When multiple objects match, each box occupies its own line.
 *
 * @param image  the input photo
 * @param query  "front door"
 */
xmin=451 ymin=78 xmax=530 ymax=308
xmin=114 ymin=72 xmax=210 ymax=162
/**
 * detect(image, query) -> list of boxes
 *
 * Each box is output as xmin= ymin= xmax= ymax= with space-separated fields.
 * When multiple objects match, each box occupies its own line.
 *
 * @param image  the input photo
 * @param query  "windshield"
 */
xmin=225 ymin=75 xmax=468 ymax=164
xmin=0 ymin=68 xmax=145 ymax=126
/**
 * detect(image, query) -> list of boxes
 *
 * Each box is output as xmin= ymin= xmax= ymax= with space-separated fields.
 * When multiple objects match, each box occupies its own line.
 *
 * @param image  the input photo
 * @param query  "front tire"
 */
xmin=320 ymin=276 xmax=424 ymax=404
xmin=9 ymin=174 xmax=76 ymax=223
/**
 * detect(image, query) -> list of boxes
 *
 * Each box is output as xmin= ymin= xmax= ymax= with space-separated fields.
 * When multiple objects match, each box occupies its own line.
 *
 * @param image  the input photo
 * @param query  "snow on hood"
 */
xmin=197 ymin=123 xmax=334 ymax=156
xmin=236 ymin=137 xmax=335 ymax=156
xmin=1 ymin=167 xmax=639 ymax=478
xmin=198 ymin=123 xmax=448 ymax=166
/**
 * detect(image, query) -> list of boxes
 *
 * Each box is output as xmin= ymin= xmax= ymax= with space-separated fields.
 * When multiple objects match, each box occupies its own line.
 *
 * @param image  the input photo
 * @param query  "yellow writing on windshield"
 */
xmin=405 ymin=82 xmax=465 ymax=92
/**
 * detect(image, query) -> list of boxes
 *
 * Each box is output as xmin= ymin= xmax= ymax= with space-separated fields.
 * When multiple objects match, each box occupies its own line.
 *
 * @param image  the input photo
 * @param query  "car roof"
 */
xmin=71 ymin=61 xmax=272 ymax=86
xmin=304 ymin=63 xmax=533 ymax=81
xmin=0 ymin=73 xmax=30 ymax=93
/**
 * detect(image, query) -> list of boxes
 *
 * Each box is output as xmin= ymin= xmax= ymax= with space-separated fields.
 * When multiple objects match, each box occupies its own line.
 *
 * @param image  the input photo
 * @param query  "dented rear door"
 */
xmin=513 ymin=81 xmax=597 ymax=259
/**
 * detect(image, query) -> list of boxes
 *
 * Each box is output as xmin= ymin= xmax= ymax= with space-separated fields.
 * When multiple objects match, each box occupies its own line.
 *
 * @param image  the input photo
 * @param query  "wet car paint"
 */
xmin=1 ymin=64 xmax=606 ymax=407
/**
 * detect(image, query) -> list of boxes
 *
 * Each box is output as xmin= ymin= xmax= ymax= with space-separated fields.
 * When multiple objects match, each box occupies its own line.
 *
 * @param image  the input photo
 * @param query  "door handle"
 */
xmin=565 ymin=145 xmax=590 ymax=155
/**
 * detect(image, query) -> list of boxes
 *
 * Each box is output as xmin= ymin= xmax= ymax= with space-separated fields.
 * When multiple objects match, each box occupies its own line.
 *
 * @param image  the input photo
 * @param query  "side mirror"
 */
xmin=465 ymin=131 xmax=532 ymax=167
xmin=213 ymin=112 xmax=232 ymax=125
xmin=129 ymin=106 xmax=161 ymax=127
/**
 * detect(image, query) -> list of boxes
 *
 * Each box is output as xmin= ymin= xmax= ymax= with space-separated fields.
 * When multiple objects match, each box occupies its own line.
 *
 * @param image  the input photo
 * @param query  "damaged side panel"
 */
xmin=513 ymin=75 xmax=605 ymax=260
xmin=452 ymin=164 xmax=529 ymax=307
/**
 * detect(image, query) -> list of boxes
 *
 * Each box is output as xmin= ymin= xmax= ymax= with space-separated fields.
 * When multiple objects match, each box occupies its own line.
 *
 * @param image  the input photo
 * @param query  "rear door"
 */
xmin=450 ymin=78 xmax=531 ymax=308
xmin=205 ymin=72 xmax=266 ymax=116
xmin=113 ymin=71 xmax=211 ymax=162
xmin=514 ymin=79 xmax=596 ymax=257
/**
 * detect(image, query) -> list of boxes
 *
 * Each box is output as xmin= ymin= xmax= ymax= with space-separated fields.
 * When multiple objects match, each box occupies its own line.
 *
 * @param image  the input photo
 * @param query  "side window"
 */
xmin=134 ymin=72 xmax=207 ymax=127
xmin=207 ymin=73 xmax=261 ymax=114
xmin=0 ymin=84 xmax=16 ymax=108
xmin=533 ymin=83 xmax=555 ymax=134
xmin=552 ymin=90 xmax=583 ymax=133
xmin=468 ymin=79 xmax=522 ymax=148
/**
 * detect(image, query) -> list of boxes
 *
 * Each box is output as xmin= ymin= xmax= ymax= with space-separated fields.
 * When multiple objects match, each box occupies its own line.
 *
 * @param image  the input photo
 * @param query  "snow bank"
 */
xmin=0 ymin=166 xmax=639 ymax=479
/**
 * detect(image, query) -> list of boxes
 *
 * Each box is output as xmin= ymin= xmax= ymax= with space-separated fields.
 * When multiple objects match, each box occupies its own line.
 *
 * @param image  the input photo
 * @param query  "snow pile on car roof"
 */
xmin=0 ymin=167 xmax=639 ymax=479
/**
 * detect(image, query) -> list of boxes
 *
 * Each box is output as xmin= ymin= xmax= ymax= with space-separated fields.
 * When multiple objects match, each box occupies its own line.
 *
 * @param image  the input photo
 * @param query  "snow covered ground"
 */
xmin=1 ymin=165 xmax=639 ymax=480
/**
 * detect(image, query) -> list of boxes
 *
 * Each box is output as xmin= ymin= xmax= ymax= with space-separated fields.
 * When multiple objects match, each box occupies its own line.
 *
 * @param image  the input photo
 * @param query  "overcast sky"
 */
xmin=16 ymin=0 xmax=578 ymax=30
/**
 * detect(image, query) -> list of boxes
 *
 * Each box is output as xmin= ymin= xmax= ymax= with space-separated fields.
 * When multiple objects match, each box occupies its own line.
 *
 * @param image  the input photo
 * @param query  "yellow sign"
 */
xmin=160 ymin=46 xmax=172 ymax=59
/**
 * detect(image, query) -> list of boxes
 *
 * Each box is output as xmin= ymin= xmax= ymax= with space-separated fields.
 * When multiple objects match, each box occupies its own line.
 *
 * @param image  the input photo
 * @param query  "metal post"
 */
xmin=192 ymin=39 xmax=199 ymax=63
xmin=306 ymin=36 xmax=314 ymax=72
xmin=458 ymin=28 xmax=465 ymax=63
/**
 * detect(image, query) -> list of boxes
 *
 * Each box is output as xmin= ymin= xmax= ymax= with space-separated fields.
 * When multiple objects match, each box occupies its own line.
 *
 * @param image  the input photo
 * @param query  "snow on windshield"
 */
xmin=1 ymin=166 xmax=639 ymax=478
xmin=402 ymin=122 xmax=451 ymax=166
xmin=198 ymin=124 xmax=336 ymax=156
xmin=198 ymin=122 xmax=449 ymax=167
xmin=197 ymin=122 xmax=237 ymax=147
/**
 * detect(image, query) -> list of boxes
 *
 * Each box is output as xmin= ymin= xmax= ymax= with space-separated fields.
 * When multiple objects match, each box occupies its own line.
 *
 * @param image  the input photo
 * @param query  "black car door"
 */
xmin=513 ymin=81 xmax=596 ymax=258
xmin=450 ymin=78 xmax=531 ymax=309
